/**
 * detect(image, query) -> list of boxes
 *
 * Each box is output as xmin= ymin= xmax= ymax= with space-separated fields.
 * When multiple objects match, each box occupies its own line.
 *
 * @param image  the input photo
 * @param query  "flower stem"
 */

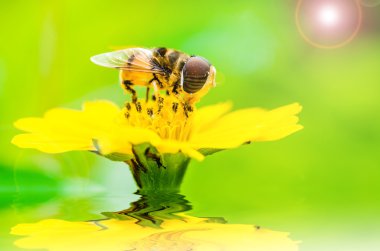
xmin=126 ymin=143 xmax=190 ymax=193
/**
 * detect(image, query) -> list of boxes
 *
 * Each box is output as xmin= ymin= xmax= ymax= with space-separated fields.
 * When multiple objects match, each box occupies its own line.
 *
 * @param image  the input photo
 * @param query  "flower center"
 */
xmin=122 ymin=95 xmax=194 ymax=141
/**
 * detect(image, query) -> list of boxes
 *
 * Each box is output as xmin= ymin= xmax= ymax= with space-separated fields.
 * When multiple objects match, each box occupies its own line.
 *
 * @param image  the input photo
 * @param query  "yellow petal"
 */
xmin=96 ymin=127 xmax=160 ymax=155
xmin=154 ymin=139 xmax=205 ymax=161
xmin=14 ymin=118 xmax=46 ymax=132
xmin=12 ymin=100 xmax=121 ymax=154
xmin=181 ymin=147 xmax=205 ymax=161
xmin=12 ymin=134 xmax=94 ymax=153
xmin=190 ymin=103 xmax=303 ymax=149
xmin=192 ymin=102 xmax=232 ymax=134
xmin=82 ymin=100 xmax=121 ymax=114
xmin=254 ymin=124 xmax=304 ymax=141
xmin=11 ymin=216 xmax=299 ymax=251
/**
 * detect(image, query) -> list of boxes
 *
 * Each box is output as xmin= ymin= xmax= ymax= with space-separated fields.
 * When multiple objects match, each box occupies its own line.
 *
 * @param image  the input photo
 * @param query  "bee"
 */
xmin=91 ymin=47 xmax=216 ymax=105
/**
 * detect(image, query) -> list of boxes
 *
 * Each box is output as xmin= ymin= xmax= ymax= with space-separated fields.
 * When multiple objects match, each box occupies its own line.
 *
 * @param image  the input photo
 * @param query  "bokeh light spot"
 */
xmin=296 ymin=0 xmax=362 ymax=49
xmin=318 ymin=5 xmax=340 ymax=27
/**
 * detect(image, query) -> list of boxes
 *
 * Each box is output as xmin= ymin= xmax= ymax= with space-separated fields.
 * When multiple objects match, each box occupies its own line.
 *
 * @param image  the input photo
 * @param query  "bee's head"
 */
xmin=181 ymin=56 xmax=216 ymax=94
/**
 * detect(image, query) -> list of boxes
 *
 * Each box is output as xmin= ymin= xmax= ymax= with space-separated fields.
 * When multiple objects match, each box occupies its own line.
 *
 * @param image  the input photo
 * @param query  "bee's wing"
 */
xmin=90 ymin=48 xmax=164 ymax=74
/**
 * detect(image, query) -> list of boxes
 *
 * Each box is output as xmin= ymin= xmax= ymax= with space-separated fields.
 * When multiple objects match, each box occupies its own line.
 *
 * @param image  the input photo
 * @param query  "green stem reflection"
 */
xmin=103 ymin=190 xmax=192 ymax=228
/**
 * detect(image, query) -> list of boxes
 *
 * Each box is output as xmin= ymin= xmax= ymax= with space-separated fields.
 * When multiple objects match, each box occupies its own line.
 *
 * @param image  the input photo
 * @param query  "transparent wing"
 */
xmin=90 ymin=48 xmax=164 ymax=74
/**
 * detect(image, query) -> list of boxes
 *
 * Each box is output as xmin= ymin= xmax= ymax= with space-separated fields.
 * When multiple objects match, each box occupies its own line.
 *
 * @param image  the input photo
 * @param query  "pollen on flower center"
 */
xmin=122 ymin=95 xmax=194 ymax=141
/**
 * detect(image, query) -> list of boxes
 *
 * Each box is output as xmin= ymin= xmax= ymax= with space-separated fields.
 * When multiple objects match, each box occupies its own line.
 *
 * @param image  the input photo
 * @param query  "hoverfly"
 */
xmin=91 ymin=47 xmax=216 ymax=105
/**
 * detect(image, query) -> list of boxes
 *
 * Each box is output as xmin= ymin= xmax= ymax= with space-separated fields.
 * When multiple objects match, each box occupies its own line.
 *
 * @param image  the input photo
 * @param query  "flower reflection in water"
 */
xmin=11 ymin=191 xmax=299 ymax=251
xmin=103 ymin=191 xmax=198 ymax=228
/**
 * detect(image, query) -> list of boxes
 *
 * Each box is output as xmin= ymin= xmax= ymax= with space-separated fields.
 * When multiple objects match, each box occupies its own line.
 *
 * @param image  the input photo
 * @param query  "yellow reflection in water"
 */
xmin=11 ymin=214 xmax=299 ymax=251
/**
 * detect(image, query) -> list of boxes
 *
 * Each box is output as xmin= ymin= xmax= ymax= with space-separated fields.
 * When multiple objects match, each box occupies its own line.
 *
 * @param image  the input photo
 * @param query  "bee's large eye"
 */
xmin=182 ymin=56 xmax=211 ymax=94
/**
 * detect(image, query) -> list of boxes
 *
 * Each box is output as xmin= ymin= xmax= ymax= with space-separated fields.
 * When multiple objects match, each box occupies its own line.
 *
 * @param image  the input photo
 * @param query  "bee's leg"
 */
xmin=171 ymin=79 xmax=181 ymax=95
xmin=152 ymin=73 xmax=164 ymax=89
xmin=120 ymin=72 xmax=138 ymax=103
xmin=151 ymin=81 xmax=160 ymax=100
xmin=145 ymin=87 xmax=150 ymax=102
xmin=171 ymin=79 xmax=188 ymax=106
xmin=122 ymin=80 xmax=138 ymax=103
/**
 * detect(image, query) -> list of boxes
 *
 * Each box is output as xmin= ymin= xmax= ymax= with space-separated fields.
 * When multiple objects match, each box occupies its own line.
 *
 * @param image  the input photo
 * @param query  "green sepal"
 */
xmin=103 ymin=152 xmax=133 ymax=162
xmin=199 ymin=148 xmax=224 ymax=156
xmin=199 ymin=142 xmax=252 ymax=156
xmin=127 ymin=143 xmax=190 ymax=192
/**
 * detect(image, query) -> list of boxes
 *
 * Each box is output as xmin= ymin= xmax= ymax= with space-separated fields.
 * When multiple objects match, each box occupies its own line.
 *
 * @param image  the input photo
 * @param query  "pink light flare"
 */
xmin=296 ymin=0 xmax=362 ymax=49
xmin=318 ymin=5 xmax=341 ymax=27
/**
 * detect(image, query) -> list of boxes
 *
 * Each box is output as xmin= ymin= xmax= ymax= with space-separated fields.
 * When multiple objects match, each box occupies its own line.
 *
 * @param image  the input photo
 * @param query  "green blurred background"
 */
xmin=1 ymin=0 xmax=379 ymax=250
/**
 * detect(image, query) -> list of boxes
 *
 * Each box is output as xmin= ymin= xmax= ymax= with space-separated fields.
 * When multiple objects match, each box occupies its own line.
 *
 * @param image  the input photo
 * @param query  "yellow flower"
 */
xmin=12 ymin=93 xmax=302 ymax=191
xmin=11 ymin=215 xmax=299 ymax=251
xmin=12 ymin=96 xmax=302 ymax=162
